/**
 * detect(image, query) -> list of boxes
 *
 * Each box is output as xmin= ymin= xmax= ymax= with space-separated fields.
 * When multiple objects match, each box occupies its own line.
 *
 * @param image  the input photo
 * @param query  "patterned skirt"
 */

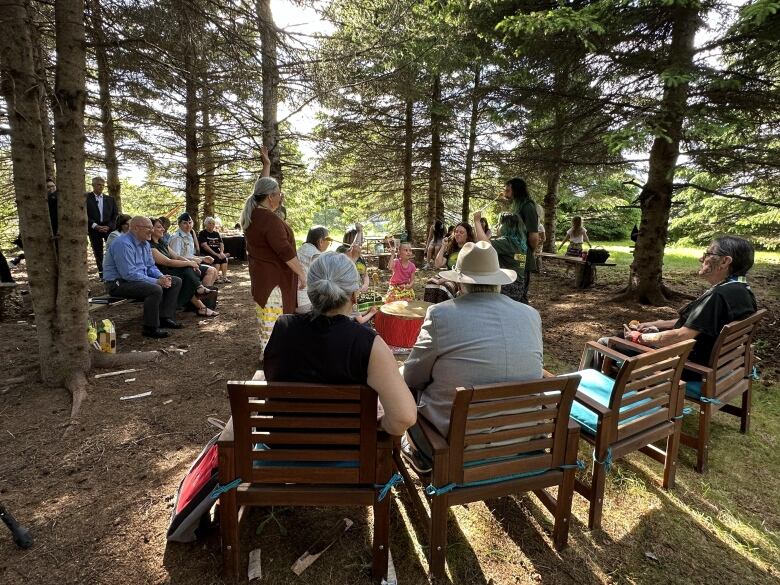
xmin=565 ymin=242 xmax=583 ymax=258
xmin=423 ymin=282 xmax=456 ymax=304
xmin=385 ymin=285 xmax=416 ymax=303
xmin=256 ymin=286 xmax=283 ymax=355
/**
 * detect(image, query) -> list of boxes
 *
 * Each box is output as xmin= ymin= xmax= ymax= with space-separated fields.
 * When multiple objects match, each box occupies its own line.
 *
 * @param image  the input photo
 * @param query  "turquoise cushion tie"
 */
xmin=569 ymin=369 xmax=662 ymax=435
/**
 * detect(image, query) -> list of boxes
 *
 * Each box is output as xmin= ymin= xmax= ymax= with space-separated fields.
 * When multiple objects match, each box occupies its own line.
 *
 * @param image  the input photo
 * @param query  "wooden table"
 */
xmin=540 ymin=252 xmax=615 ymax=288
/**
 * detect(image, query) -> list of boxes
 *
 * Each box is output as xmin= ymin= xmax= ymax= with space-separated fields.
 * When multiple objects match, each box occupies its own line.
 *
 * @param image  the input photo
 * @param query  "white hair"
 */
xmin=307 ymin=252 xmax=360 ymax=314
xmin=239 ymin=176 xmax=279 ymax=230
xmin=203 ymin=216 xmax=216 ymax=227
xmin=460 ymin=283 xmax=501 ymax=294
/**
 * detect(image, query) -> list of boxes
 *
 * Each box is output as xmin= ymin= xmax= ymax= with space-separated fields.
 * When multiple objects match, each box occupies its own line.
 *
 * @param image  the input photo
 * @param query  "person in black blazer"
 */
xmin=86 ymin=176 xmax=117 ymax=278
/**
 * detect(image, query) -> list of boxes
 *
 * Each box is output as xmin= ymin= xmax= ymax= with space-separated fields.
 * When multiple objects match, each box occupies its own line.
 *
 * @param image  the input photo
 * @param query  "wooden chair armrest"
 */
xmin=683 ymin=361 xmax=712 ymax=378
xmin=607 ymin=336 xmax=653 ymax=354
xmin=574 ymin=389 xmax=612 ymax=418
xmin=217 ymin=417 xmax=234 ymax=446
xmin=581 ymin=341 xmax=631 ymax=364
xmin=567 ymin=418 xmax=581 ymax=434
xmin=416 ymin=415 xmax=449 ymax=455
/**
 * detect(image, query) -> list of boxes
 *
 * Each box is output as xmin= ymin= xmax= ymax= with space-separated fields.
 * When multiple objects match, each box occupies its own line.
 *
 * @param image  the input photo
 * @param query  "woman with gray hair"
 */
xmin=263 ymin=252 xmax=417 ymax=435
xmin=242 ymin=147 xmax=307 ymax=356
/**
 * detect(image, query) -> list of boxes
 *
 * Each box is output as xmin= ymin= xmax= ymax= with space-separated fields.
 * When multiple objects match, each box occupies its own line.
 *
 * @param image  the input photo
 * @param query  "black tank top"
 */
xmin=264 ymin=313 xmax=376 ymax=384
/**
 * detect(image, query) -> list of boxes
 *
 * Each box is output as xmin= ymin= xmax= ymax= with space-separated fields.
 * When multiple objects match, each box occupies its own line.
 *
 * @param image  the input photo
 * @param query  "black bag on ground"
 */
xmin=586 ymin=247 xmax=610 ymax=264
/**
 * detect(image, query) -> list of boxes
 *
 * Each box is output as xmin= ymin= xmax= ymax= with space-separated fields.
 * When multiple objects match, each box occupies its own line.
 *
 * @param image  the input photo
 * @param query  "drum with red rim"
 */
xmin=374 ymin=300 xmax=431 ymax=348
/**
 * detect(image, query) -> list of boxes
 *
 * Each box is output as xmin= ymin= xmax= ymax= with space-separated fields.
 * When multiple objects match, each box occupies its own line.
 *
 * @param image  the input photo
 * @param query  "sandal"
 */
xmin=197 ymin=307 xmax=219 ymax=317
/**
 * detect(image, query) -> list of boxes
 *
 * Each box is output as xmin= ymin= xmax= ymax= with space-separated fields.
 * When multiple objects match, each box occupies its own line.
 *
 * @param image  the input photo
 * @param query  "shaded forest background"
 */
xmin=1 ymin=0 xmax=778 ymax=251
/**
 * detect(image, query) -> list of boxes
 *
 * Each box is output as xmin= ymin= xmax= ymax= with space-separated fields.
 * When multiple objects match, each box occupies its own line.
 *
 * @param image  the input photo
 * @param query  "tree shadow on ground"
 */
xmin=163 ymin=501 xmax=430 ymax=585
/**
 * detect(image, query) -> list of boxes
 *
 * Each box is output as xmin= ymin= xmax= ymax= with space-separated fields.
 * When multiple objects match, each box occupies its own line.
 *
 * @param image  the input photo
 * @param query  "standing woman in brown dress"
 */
xmin=240 ymin=159 xmax=307 ymax=357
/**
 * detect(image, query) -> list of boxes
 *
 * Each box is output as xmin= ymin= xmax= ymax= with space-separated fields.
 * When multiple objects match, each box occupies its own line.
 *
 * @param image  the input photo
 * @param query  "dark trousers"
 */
xmin=520 ymin=269 xmax=531 ymax=304
xmin=106 ymin=277 xmax=182 ymax=328
xmin=89 ymin=232 xmax=108 ymax=276
xmin=0 ymin=251 xmax=13 ymax=283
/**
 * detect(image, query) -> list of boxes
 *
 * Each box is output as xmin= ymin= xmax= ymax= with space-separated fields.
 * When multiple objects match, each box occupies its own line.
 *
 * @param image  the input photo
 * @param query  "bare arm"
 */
xmin=151 ymin=247 xmax=198 ymax=270
xmin=557 ymin=233 xmax=570 ymax=250
xmin=473 ymin=211 xmax=489 ymax=242
xmin=260 ymin=145 xmax=271 ymax=178
xmin=285 ymin=257 xmax=307 ymax=289
xmin=584 ymin=231 xmax=591 ymax=247
xmin=639 ymin=318 xmax=677 ymax=331
xmin=638 ymin=325 xmax=698 ymax=347
xmin=434 ymin=239 xmax=449 ymax=268
xmin=367 ymin=337 xmax=417 ymax=435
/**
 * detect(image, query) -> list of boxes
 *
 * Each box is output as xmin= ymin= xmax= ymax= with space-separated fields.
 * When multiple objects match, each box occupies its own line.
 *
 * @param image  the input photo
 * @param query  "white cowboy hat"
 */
xmin=438 ymin=241 xmax=517 ymax=285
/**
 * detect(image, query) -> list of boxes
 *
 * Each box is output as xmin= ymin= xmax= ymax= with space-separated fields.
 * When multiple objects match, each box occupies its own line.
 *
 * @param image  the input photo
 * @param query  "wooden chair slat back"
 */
xmin=708 ymin=309 xmax=765 ymax=370
xmin=446 ymin=376 xmax=580 ymax=485
xmin=609 ymin=340 xmax=694 ymax=439
xmin=227 ymin=381 xmax=377 ymax=485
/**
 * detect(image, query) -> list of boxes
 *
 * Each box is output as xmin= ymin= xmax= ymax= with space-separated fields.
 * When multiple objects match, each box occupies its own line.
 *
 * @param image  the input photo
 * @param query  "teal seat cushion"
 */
xmin=685 ymin=381 xmax=702 ymax=400
xmin=251 ymin=443 xmax=359 ymax=469
xmin=569 ymin=369 xmax=662 ymax=435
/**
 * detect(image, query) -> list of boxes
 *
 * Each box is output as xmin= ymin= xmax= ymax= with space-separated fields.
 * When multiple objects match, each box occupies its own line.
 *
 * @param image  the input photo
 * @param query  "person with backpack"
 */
xmin=474 ymin=211 xmax=528 ymax=302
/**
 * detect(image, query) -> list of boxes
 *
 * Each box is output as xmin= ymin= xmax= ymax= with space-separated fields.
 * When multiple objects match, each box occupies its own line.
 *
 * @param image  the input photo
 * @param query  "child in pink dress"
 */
xmin=386 ymin=242 xmax=417 ymax=302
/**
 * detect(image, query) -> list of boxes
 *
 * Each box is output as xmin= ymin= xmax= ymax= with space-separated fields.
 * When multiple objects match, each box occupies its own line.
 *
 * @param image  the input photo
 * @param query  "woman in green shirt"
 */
xmin=474 ymin=211 xmax=527 ymax=302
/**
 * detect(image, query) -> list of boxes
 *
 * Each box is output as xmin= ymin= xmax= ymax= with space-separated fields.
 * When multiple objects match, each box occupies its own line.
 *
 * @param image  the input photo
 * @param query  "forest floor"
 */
xmin=0 ymin=250 xmax=778 ymax=585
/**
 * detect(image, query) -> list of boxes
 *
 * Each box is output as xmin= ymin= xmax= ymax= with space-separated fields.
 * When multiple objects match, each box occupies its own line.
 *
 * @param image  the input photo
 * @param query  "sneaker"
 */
xmin=400 ymin=434 xmax=432 ymax=475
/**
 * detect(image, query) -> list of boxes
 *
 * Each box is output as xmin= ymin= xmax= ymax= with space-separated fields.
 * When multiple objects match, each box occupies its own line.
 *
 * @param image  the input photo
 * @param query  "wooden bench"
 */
xmin=540 ymin=252 xmax=616 ymax=288
xmin=218 ymin=380 xmax=393 ymax=583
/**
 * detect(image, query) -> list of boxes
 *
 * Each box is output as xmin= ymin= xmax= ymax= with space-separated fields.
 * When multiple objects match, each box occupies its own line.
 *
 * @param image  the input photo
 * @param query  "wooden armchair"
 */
xmin=395 ymin=376 xmax=581 ymax=580
xmin=609 ymin=309 xmax=766 ymax=473
xmin=218 ymin=381 xmax=393 ymax=583
xmin=568 ymin=339 xmax=694 ymax=530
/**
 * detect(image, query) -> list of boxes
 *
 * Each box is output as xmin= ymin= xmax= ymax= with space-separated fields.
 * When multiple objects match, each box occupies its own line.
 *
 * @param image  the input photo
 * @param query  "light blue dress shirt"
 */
xmin=103 ymin=233 xmax=163 ymax=285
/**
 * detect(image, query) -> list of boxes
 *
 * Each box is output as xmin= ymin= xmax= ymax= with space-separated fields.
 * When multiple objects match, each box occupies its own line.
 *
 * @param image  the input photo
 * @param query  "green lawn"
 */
xmin=592 ymin=240 xmax=780 ymax=272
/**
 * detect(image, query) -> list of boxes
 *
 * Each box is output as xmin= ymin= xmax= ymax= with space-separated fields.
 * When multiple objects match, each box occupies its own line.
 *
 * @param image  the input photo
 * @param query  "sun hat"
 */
xmin=438 ymin=241 xmax=517 ymax=285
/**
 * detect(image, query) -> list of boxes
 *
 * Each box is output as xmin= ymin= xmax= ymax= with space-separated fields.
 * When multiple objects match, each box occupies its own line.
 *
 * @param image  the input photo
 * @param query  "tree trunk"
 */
xmin=403 ymin=98 xmax=414 ymax=242
xmin=427 ymin=73 xmax=443 ymax=232
xmin=1 ymin=0 xmax=91 ymax=420
xmin=543 ymin=67 xmax=567 ymax=252
xmin=184 ymin=49 xmax=200 ymax=226
xmin=89 ymin=0 xmax=121 ymax=210
xmin=543 ymin=166 xmax=561 ymax=252
xmin=461 ymin=65 xmax=480 ymax=224
xmin=30 ymin=19 xmax=55 ymax=181
xmin=202 ymin=84 xmax=216 ymax=219
xmin=620 ymin=5 xmax=700 ymax=305
xmin=257 ymin=0 xmax=281 ymax=183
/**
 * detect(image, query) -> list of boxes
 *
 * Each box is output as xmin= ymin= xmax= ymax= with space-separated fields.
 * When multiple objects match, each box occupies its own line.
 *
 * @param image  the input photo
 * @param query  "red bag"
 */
xmin=166 ymin=422 xmax=223 ymax=543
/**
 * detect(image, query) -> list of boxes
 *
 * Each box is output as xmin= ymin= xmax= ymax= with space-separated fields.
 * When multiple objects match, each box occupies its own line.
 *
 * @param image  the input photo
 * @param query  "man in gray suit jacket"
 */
xmin=402 ymin=241 xmax=544 ymax=471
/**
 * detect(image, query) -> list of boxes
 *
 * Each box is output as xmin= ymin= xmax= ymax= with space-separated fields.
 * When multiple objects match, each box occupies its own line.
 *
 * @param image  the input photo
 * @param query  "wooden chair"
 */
xmin=567 ymin=339 xmax=694 ymax=530
xmin=218 ymin=381 xmax=393 ymax=583
xmin=610 ymin=309 xmax=766 ymax=473
xmin=395 ymin=376 xmax=582 ymax=580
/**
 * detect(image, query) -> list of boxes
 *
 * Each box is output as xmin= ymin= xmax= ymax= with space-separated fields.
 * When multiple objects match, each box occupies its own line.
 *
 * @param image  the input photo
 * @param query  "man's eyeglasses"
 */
xmin=701 ymin=251 xmax=722 ymax=259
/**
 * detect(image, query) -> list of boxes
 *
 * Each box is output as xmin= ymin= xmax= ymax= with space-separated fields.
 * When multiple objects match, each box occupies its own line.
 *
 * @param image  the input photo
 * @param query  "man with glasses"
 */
xmin=103 ymin=216 xmax=183 ymax=338
xmin=626 ymin=235 xmax=757 ymax=367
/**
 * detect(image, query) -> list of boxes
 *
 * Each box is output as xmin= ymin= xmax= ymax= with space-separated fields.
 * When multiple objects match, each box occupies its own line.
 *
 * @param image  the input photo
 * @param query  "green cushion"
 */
xmin=569 ymin=369 xmax=662 ymax=435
